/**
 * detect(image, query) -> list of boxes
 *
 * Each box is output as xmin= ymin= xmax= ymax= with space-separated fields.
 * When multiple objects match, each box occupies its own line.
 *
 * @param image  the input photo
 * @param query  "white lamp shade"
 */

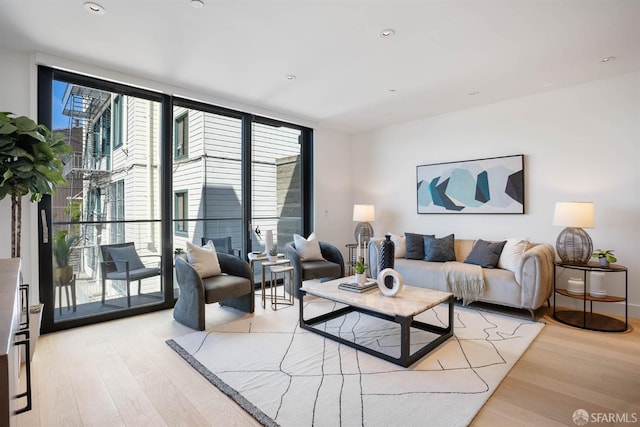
xmin=353 ymin=204 xmax=375 ymax=222
xmin=552 ymin=202 xmax=595 ymax=228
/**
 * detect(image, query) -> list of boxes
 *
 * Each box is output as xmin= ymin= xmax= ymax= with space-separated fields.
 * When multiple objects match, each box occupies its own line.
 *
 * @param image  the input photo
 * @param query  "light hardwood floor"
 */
xmin=17 ymin=300 xmax=640 ymax=427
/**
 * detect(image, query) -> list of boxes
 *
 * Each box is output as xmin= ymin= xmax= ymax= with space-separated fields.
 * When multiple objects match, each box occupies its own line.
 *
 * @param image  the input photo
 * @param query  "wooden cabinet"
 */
xmin=1 ymin=258 xmax=32 ymax=426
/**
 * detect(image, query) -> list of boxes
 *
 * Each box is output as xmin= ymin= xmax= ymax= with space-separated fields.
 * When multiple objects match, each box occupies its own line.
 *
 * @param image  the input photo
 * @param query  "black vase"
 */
xmin=379 ymin=235 xmax=395 ymax=289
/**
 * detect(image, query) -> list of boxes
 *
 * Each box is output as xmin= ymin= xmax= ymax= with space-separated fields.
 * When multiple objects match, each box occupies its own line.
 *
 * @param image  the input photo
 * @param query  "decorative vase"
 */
xmin=379 ymin=234 xmax=395 ymax=289
xmin=268 ymin=254 xmax=278 ymax=262
xmin=355 ymin=272 xmax=367 ymax=285
xmin=265 ymin=229 xmax=273 ymax=254
xmin=589 ymin=271 xmax=606 ymax=297
xmin=567 ymin=277 xmax=584 ymax=295
xmin=598 ymin=256 xmax=609 ymax=267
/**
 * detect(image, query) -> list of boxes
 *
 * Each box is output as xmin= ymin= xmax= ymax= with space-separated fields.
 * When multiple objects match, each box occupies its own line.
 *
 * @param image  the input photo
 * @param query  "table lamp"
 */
xmin=552 ymin=201 xmax=595 ymax=264
xmin=353 ymin=204 xmax=375 ymax=244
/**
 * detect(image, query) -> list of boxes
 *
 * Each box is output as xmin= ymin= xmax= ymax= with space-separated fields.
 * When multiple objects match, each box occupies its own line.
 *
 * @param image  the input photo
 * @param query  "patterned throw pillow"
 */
xmin=464 ymin=239 xmax=507 ymax=269
xmin=423 ymin=234 xmax=456 ymax=262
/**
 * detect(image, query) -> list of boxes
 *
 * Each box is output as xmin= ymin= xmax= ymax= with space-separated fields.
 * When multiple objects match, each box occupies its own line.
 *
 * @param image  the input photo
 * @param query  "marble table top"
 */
xmin=301 ymin=276 xmax=453 ymax=318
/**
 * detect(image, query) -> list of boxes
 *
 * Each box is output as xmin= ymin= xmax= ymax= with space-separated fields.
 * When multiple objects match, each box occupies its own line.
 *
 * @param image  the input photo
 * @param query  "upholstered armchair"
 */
xmin=285 ymin=241 xmax=345 ymax=298
xmin=174 ymin=252 xmax=254 ymax=331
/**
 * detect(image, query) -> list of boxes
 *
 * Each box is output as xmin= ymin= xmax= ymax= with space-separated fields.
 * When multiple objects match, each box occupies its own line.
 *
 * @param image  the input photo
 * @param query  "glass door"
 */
xmin=250 ymin=121 xmax=303 ymax=257
xmin=171 ymin=103 xmax=244 ymax=259
xmin=40 ymin=71 xmax=165 ymax=330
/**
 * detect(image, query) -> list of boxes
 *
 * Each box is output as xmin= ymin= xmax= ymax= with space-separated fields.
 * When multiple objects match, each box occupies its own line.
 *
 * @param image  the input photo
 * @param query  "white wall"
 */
xmin=0 ymin=46 xmax=37 ymax=290
xmin=352 ymin=72 xmax=640 ymax=318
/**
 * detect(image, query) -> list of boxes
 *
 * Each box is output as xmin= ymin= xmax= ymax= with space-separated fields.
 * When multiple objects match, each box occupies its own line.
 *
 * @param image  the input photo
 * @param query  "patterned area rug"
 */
xmin=167 ymin=298 xmax=543 ymax=427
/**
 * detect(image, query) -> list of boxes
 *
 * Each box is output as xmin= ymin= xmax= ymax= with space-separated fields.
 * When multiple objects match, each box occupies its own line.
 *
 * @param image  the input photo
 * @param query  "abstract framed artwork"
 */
xmin=417 ymin=154 xmax=524 ymax=214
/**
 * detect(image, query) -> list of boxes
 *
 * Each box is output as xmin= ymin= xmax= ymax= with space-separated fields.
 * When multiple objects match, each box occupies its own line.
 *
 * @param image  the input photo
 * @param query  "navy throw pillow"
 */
xmin=464 ymin=239 xmax=507 ymax=268
xmin=423 ymin=234 xmax=456 ymax=262
xmin=405 ymin=232 xmax=434 ymax=260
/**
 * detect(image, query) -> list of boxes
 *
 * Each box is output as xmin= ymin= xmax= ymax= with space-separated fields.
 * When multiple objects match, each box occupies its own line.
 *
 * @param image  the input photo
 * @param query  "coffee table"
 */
xmin=299 ymin=278 xmax=454 ymax=367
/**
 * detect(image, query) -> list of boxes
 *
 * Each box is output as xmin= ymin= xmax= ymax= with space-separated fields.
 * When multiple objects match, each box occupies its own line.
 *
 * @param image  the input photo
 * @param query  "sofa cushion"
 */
xmin=498 ymin=238 xmax=530 ymax=272
xmin=202 ymin=274 xmax=251 ymax=303
xmin=108 ymin=245 xmax=145 ymax=272
xmin=187 ymin=240 xmax=222 ymax=278
xmin=405 ymin=232 xmax=433 ymax=260
xmin=423 ymin=234 xmax=456 ymax=262
xmin=464 ymin=239 xmax=507 ymax=268
xmin=301 ymin=260 xmax=342 ymax=280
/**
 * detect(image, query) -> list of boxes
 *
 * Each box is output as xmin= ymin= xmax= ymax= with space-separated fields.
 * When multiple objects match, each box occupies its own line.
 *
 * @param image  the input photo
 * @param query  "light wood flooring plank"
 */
xmin=17 ymin=302 xmax=640 ymax=427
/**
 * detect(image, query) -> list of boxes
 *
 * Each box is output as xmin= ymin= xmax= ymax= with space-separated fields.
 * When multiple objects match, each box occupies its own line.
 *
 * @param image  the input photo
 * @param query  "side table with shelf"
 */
xmin=247 ymin=253 xmax=292 ymax=309
xmin=553 ymin=261 xmax=628 ymax=332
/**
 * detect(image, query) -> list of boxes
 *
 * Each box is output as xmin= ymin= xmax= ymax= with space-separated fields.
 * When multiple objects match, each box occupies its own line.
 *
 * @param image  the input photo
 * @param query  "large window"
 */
xmin=38 ymin=65 xmax=313 ymax=333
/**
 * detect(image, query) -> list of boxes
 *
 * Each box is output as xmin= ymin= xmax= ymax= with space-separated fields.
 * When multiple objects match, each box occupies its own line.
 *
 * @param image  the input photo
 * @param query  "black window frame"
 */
xmin=37 ymin=65 xmax=313 ymax=333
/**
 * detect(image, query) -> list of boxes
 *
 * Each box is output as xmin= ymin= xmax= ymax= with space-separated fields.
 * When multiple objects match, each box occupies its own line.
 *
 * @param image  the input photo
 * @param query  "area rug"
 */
xmin=167 ymin=298 xmax=543 ymax=427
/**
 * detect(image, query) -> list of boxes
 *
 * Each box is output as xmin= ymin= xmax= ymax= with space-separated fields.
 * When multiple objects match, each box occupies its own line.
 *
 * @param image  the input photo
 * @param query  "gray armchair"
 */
xmin=285 ymin=241 xmax=345 ymax=298
xmin=174 ymin=252 xmax=254 ymax=331
xmin=100 ymin=242 xmax=162 ymax=307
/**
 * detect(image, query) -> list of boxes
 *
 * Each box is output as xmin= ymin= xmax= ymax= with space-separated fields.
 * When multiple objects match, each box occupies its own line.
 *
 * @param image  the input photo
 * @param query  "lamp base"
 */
xmin=556 ymin=227 xmax=593 ymax=264
xmin=354 ymin=222 xmax=374 ymax=244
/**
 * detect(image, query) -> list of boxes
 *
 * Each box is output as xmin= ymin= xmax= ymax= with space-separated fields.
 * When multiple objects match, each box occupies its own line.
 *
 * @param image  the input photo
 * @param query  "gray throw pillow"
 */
xmin=423 ymin=234 xmax=456 ymax=262
xmin=464 ymin=239 xmax=507 ymax=268
xmin=405 ymin=232 xmax=434 ymax=260
xmin=108 ymin=245 xmax=146 ymax=272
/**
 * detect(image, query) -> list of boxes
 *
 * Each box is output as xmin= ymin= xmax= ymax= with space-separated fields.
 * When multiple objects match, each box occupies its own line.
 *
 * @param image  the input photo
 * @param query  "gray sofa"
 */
xmin=368 ymin=237 xmax=555 ymax=317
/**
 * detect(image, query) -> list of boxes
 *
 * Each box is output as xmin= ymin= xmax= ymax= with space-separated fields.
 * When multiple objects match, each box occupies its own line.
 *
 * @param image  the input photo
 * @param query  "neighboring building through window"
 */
xmin=110 ymin=180 xmax=125 ymax=243
xmin=113 ymin=94 xmax=123 ymax=149
xmin=175 ymin=113 xmax=188 ymax=159
xmin=175 ymin=191 xmax=188 ymax=235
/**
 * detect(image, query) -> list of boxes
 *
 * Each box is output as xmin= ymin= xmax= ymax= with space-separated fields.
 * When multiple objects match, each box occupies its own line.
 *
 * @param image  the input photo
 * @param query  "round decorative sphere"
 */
xmin=555 ymin=227 xmax=592 ymax=264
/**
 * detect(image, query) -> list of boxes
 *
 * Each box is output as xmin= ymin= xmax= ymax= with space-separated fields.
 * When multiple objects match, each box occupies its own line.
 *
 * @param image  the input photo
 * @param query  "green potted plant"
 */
xmin=354 ymin=257 xmax=367 ymax=284
xmin=592 ymin=249 xmax=616 ymax=267
xmin=52 ymin=230 xmax=79 ymax=284
xmin=0 ymin=112 xmax=70 ymax=257
xmin=268 ymin=246 xmax=278 ymax=262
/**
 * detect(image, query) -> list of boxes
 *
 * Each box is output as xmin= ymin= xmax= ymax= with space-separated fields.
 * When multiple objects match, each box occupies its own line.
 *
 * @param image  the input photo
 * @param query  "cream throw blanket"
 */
xmin=444 ymin=261 xmax=485 ymax=305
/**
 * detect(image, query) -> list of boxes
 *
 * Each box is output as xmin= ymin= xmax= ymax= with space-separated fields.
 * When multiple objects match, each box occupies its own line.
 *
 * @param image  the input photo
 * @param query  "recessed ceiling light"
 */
xmin=380 ymin=29 xmax=396 ymax=38
xmin=191 ymin=0 xmax=204 ymax=8
xmin=601 ymin=56 xmax=615 ymax=63
xmin=388 ymin=89 xmax=397 ymax=93
xmin=285 ymin=75 xmax=296 ymax=80
xmin=468 ymin=90 xmax=479 ymax=96
xmin=84 ymin=2 xmax=105 ymax=14
xmin=543 ymin=82 xmax=553 ymax=87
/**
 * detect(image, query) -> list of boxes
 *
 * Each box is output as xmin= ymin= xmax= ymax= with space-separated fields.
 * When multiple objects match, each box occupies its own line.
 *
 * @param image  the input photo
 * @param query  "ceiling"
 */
xmin=1 ymin=0 xmax=638 ymax=134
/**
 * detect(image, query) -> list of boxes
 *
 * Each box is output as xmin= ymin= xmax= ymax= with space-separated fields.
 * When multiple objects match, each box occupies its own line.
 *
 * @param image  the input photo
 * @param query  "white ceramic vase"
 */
xmin=355 ymin=273 xmax=367 ymax=285
xmin=590 ymin=271 xmax=606 ymax=297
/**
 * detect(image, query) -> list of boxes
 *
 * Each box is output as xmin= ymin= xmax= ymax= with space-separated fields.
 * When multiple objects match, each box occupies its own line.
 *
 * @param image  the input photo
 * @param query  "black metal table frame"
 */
xmin=553 ymin=262 xmax=628 ymax=332
xmin=299 ymin=290 xmax=454 ymax=368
